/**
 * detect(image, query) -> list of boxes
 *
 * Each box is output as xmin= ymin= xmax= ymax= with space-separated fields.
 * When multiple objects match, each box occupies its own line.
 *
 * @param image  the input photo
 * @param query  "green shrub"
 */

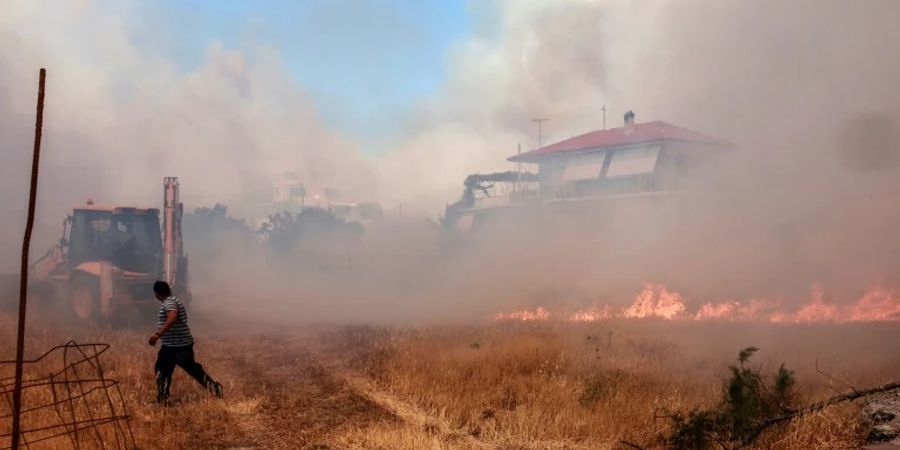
xmin=661 ymin=347 xmax=798 ymax=449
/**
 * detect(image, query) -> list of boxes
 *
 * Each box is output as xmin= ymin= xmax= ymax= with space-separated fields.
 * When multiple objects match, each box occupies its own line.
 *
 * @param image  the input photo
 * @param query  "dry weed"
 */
xmin=2 ymin=313 xmax=896 ymax=449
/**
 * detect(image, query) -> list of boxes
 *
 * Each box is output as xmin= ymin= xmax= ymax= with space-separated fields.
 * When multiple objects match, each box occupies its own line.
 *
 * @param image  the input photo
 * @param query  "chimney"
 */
xmin=624 ymin=110 xmax=635 ymax=129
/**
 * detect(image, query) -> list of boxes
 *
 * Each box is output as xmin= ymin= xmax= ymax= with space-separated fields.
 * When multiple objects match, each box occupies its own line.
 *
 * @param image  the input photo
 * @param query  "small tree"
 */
xmin=258 ymin=207 xmax=363 ymax=253
xmin=183 ymin=203 xmax=254 ymax=258
xmin=662 ymin=347 xmax=798 ymax=449
xmin=441 ymin=171 xmax=538 ymax=231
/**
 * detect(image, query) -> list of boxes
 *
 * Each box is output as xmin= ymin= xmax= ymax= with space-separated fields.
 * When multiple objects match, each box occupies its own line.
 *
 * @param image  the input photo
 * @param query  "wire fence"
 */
xmin=0 ymin=341 xmax=135 ymax=449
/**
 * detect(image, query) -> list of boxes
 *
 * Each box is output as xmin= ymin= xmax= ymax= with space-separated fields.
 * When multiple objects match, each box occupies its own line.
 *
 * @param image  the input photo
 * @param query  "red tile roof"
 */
xmin=509 ymin=120 xmax=730 ymax=162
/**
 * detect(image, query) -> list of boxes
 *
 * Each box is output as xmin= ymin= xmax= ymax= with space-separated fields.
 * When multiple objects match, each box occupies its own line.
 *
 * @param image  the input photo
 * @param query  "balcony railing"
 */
xmin=469 ymin=181 xmax=540 ymax=209
xmin=467 ymin=176 xmax=676 ymax=210
xmin=548 ymin=175 xmax=664 ymax=200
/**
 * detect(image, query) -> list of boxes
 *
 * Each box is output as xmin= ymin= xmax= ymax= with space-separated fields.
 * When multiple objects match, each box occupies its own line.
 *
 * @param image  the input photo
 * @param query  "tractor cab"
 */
xmin=67 ymin=205 xmax=163 ymax=275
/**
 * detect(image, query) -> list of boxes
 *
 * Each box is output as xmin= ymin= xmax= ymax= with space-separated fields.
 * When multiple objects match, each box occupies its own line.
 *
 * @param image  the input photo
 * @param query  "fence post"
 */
xmin=12 ymin=67 xmax=46 ymax=450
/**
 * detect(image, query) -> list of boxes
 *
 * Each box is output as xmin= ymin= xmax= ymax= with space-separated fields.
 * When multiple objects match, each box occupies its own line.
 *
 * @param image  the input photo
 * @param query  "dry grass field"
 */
xmin=2 ymin=310 xmax=898 ymax=449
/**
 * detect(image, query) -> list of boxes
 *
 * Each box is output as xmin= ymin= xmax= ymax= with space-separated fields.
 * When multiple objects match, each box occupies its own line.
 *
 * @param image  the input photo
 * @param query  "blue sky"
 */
xmin=124 ymin=0 xmax=472 ymax=151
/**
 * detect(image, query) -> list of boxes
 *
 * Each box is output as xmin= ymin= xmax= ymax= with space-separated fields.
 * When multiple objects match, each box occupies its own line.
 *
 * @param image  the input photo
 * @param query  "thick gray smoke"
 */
xmin=2 ymin=0 xmax=899 ymax=322
xmin=605 ymin=0 xmax=900 ymax=302
xmin=0 ymin=1 xmax=374 ymax=273
xmin=376 ymin=0 xmax=900 ymax=317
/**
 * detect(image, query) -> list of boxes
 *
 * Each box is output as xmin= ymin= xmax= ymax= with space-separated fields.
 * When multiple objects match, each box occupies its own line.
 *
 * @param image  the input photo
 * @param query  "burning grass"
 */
xmin=493 ymin=283 xmax=900 ymax=324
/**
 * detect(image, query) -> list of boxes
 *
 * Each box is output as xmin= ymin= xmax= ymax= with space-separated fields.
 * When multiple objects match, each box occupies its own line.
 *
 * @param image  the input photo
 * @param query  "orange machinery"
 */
xmin=28 ymin=177 xmax=190 ymax=324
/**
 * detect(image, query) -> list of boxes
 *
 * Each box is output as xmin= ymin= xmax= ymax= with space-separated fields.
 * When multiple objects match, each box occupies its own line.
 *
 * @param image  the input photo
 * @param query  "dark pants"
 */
xmin=155 ymin=344 xmax=217 ymax=403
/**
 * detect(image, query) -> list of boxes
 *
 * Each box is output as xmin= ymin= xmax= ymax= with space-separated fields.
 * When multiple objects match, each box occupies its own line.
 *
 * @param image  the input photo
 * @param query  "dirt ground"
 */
xmin=0 ymin=319 xmax=360 ymax=448
xmin=139 ymin=330 xmax=394 ymax=449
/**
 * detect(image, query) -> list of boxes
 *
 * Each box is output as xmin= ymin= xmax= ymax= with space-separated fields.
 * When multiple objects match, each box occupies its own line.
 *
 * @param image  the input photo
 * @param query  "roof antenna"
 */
xmin=602 ymin=104 xmax=607 ymax=130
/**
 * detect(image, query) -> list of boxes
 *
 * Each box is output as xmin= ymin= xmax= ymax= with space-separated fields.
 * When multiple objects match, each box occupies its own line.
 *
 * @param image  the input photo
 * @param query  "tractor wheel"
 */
xmin=69 ymin=274 xmax=99 ymax=322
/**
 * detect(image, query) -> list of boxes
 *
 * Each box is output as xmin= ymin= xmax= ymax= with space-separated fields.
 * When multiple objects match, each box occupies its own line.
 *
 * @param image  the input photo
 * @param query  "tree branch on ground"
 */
xmin=736 ymin=379 xmax=900 ymax=449
xmin=618 ymin=439 xmax=647 ymax=450
xmin=659 ymin=347 xmax=900 ymax=449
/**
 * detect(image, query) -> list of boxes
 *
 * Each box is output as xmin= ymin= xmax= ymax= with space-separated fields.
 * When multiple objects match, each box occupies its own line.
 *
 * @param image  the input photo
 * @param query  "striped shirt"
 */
xmin=157 ymin=296 xmax=194 ymax=347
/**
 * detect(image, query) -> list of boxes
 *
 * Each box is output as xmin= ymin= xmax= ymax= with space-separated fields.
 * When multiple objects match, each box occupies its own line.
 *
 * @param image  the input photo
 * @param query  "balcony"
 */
xmin=463 ymin=174 xmax=680 ymax=211
xmin=550 ymin=174 xmax=663 ymax=199
xmin=468 ymin=181 xmax=540 ymax=210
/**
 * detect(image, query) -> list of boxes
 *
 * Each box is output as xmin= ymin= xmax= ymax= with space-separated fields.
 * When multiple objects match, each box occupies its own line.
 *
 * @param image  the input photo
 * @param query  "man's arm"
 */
xmin=148 ymin=310 xmax=177 ymax=346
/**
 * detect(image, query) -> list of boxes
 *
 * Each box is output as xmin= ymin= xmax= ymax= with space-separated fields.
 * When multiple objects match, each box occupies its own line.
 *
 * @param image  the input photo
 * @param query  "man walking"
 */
xmin=148 ymin=281 xmax=223 ymax=404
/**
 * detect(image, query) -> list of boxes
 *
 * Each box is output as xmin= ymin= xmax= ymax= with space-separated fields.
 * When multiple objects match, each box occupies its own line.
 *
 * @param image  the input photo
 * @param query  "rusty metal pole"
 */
xmin=12 ymin=68 xmax=46 ymax=450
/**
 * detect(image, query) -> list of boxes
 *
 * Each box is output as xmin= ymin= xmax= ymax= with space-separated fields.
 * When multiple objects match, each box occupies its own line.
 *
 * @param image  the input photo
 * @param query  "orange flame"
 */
xmin=491 ymin=284 xmax=900 ymax=324
xmin=492 ymin=306 xmax=551 ymax=321
xmin=694 ymin=299 xmax=779 ymax=321
xmin=622 ymin=283 xmax=687 ymax=319
xmin=845 ymin=286 xmax=900 ymax=322
xmin=568 ymin=304 xmax=613 ymax=322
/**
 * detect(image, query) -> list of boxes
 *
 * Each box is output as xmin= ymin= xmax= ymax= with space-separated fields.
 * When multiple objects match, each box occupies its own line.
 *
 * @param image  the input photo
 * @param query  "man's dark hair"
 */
xmin=153 ymin=281 xmax=172 ymax=297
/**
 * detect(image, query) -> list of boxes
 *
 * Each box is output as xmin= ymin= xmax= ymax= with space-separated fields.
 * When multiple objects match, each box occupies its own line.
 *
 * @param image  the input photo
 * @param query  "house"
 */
xmin=508 ymin=111 xmax=731 ymax=202
xmin=272 ymin=171 xmax=307 ymax=206
xmin=447 ymin=111 xmax=731 ymax=232
xmin=253 ymin=172 xmax=382 ymax=230
xmin=265 ymin=171 xmax=341 ymax=213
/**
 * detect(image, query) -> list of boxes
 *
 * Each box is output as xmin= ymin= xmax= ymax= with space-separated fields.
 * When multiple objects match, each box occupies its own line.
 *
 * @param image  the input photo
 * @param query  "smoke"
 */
xmin=0 ymin=1 xmax=374 ymax=272
xmin=376 ymin=0 xmax=900 ymax=315
xmin=378 ymin=0 xmax=610 ymax=213
xmin=2 ymin=0 xmax=900 ymax=322
xmin=602 ymin=0 xmax=900 ymax=302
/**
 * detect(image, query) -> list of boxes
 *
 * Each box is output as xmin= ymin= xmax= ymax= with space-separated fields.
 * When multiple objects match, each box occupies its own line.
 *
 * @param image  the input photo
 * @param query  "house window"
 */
xmin=562 ymin=151 xmax=607 ymax=181
xmin=606 ymin=145 xmax=660 ymax=177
